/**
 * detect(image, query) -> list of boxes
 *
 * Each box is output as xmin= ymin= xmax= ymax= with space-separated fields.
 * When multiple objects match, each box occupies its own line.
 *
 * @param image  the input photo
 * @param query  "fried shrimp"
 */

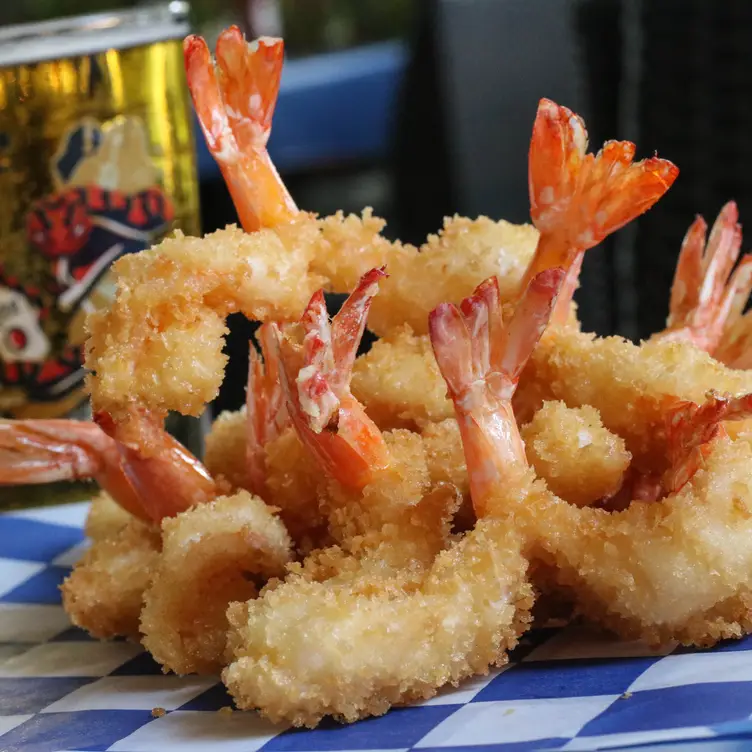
xmin=351 ymin=325 xmax=452 ymax=429
xmin=345 ymin=97 xmax=679 ymax=433
xmin=85 ymin=221 xmax=328 ymax=419
xmin=521 ymin=401 xmax=631 ymax=507
xmin=359 ymin=216 xmax=540 ymax=337
xmin=140 ymin=491 xmax=292 ymax=675
xmin=435 ymin=276 xmax=752 ymax=647
xmin=0 ymin=411 xmax=225 ymax=646
xmin=61 ymin=518 xmax=161 ymax=640
xmin=517 ymin=326 xmax=752 ymax=473
xmin=221 ymin=273 xmax=565 ymax=728
xmin=84 ymin=492 xmax=133 ymax=541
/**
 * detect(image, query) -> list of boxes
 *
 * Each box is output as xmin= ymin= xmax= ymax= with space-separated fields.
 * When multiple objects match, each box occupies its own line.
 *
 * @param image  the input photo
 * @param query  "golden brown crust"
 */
xmin=224 ymin=520 xmax=532 ymax=727
xmin=521 ymin=401 xmax=631 ymax=507
xmin=84 ymin=492 xmax=134 ymax=541
xmin=508 ymin=438 xmax=752 ymax=647
xmin=61 ymin=519 xmax=161 ymax=640
xmin=140 ymin=492 xmax=293 ymax=675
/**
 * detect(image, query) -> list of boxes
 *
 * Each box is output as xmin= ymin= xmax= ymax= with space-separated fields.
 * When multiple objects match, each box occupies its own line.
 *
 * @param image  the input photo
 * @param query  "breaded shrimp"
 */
xmin=345 ymin=97 xmax=678 ymax=433
xmin=434 ymin=276 xmax=752 ymax=648
xmin=351 ymin=325 xmax=452 ymax=429
xmin=221 ymin=273 xmax=563 ymax=727
xmin=84 ymin=491 xmax=133 ymax=540
xmin=225 ymin=517 xmax=529 ymax=726
xmin=521 ymin=401 xmax=631 ymax=507
xmin=203 ymin=407 xmax=248 ymax=491
xmin=140 ymin=491 xmax=292 ymax=675
xmin=359 ymin=216 xmax=540 ymax=337
xmin=85 ymin=221 xmax=327 ymax=419
xmin=61 ymin=518 xmax=161 ymax=640
xmin=517 ymin=326 xmax=752 ymax=472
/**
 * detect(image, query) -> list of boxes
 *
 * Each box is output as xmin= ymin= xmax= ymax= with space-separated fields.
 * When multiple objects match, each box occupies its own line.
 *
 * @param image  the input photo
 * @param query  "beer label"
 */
xmin=0 ymin=115 xmax=174 ymax=417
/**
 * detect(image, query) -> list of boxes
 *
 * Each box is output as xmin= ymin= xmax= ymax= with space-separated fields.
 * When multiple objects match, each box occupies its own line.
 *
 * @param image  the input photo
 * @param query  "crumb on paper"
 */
xmin=218 ymin=706 xmax=234 ymax=715
xmin=620 ymin=692 xmax=632 ymax=700
xmin=503 ymin=708 xmax=515 ymax=716
xmin=151 ymin=707 xmax=166 ymax=717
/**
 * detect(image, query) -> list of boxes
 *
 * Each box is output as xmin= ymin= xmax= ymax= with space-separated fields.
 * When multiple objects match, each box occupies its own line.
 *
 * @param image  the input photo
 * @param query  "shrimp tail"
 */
xmin=246 ymin=324 xmax=289 ymax=496
xmin=0 ymin=419 xmax=150 ymax=521
xmin=430 ymin=269 xmax=566 ymax=512
xmin=94 ymin=410 xmax=217 ymax=521
xmin=664 ymin=390 xmax=752 ymax=493
xmin=657 ymin=202 xmax=752 ymax=353
xmin=270 ymin=268 xmax=390 ymax=491
xmin=524 ymin=98 xmax=678 ymax=320
xmin=184 ymin=27 xmax=297 ymax=231
xmin=0 ymin=421 xmax=105 ymax=485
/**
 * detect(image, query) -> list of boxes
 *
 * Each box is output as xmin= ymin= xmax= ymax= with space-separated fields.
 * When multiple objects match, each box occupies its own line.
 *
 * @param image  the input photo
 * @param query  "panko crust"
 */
xmin=352 ymin=326 xmax=453 ymax=429
xmin=204 ymin=407 xmax=249 ymax=491
xmin=86 ymin=219 xmax=325 ymax=418
xmin=140 ymin=491 xmax=293 ymax=675
xmin=61 ymin=518 xmax=161 ymax=640
xmin=515 ymin=438 xmax=752 ymax=647
xmin=367 ymin=216 xmax=539 ymax=337
xmin=518 ymin=327 xmax=752 ymax=470
xmin=223 ymin=520 xmax=533 ymax=727
xmin=521 ymin=401 xmax=631 ymax=507
xmin=84 ymin=491 xmax=134 ymax=540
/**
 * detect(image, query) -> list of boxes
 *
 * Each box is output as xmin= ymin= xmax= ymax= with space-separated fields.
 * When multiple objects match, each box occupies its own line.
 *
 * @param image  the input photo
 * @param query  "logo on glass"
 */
xmin=0 ymin=116 xmax=174 ymax=409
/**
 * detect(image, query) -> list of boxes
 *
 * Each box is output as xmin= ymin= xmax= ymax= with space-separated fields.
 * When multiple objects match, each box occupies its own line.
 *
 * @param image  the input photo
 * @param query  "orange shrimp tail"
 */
xmin=430 ymin=269 xmax=566 ymax=512
xmin=270 ymin=269 xmax=390 ymax=491
xmin=246 ymin=325 xmax=289 ymax=496
xmin=0 ymin=419 xmax=150 ymax=521
xmin=0 ymin=421 xmax=101 ymax=485
xmin=524 ymin=98 xmax=678 ymax=320
xmin=95 ymin=410 xmax=216 ymax=522
xmin=664 ymin=391 xmax=752 ymax=493
xmin=658 ymin=202 xmax=752 ymax=353
xmin=184 ymin=28 xmax=297 ymax=231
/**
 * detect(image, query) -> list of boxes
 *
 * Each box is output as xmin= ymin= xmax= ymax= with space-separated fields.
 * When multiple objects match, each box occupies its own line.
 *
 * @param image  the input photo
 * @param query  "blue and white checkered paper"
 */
xmin=3 ymin=503 xmax=752 ymax=752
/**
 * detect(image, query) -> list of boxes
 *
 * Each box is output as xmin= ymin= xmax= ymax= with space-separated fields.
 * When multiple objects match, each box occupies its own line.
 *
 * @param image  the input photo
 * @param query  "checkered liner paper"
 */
xmin=4 ymin=505 xmax=752 ymax=752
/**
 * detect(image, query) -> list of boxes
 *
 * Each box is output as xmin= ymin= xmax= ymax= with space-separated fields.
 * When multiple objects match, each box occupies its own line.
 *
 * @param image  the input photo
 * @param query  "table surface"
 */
xmin=2 ymin=501 xmax=752 ymax=752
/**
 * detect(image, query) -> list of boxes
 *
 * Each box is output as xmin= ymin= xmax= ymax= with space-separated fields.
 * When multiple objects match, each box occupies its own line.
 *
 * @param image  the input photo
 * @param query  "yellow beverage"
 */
xmin=0 ymin=4 xmax=201 ymax=509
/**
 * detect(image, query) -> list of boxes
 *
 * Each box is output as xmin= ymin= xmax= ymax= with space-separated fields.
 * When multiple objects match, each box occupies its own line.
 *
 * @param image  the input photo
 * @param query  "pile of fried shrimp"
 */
xmin=6 ymin=27 xmax=752 ymax=729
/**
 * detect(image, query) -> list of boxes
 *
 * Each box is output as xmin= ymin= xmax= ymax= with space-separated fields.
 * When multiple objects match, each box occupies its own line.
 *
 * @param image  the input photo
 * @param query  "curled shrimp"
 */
xmin=433 ymin=276 xmax=752 ymax=647
xmin=222 ymin=275 xmax=560 ymax=727
xmin=140 ymin=490 xmax=293 ymax=675
xmin=652 ymin=201 xmax=752 ymax=354
xmin=268 ymin=267 xmax=435 ymax=546
xmin=0 ymin=409 xmax=227 ymax=643
xmin=349 ymin=98 xmax=679 ymax=434
xmin=516 ymin=320 xmax=752 ymax=475
xmin=523 ymin=98 xmax=678 ymax=323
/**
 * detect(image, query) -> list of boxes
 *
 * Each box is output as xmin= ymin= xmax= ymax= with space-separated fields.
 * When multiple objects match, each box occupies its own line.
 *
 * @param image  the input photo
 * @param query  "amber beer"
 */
xmin=0 ymin=5 xmax=201 ymax=507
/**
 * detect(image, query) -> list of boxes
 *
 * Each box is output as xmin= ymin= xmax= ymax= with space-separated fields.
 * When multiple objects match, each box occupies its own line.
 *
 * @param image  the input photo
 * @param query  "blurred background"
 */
xmin=3 ymin=0 xmax=751 ymax=418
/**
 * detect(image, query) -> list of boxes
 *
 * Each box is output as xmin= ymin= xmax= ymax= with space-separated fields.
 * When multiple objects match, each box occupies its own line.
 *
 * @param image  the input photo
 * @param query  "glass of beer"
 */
xmin=0 ymin=3 xmax=202 ymax=508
